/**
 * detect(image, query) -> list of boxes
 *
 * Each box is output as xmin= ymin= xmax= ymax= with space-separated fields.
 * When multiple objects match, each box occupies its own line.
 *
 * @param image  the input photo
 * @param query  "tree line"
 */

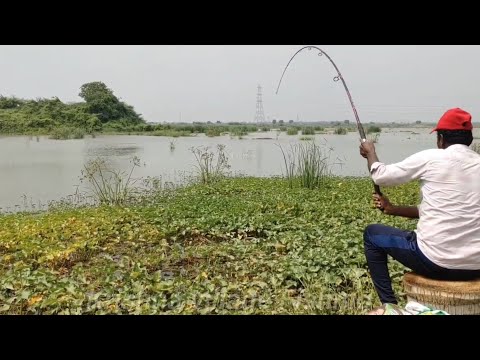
xmin=0 ymin=82 xmax=145 ymax=134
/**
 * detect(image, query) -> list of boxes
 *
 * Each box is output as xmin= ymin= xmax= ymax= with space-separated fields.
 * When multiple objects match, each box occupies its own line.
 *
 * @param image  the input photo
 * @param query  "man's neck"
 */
xmin=443 ymin=143 xmax=468 ymax=150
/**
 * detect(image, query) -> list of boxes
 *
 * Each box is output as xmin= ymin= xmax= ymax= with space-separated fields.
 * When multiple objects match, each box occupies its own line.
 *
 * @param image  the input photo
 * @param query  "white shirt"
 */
xmin=370 ymin=144 xmax=480 ymax=270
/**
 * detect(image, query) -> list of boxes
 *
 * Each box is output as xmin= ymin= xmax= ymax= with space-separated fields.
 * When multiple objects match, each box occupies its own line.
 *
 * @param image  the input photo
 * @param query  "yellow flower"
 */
xmin=28 ymin=295 xmax=43 ymax=306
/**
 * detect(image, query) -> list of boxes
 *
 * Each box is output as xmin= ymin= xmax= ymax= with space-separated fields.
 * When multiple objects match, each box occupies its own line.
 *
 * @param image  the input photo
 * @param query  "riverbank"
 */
xmin=0 ymin=177 xmax=419 ymax=314
xmin=0 ymin=122 xmax=439 ymax=139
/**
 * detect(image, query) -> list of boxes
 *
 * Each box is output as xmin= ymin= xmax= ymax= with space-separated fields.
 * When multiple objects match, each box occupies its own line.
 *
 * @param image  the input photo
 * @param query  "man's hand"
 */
xmin=359 ymin=140 xmax=376 ymax=158
xmin=359 ymin=140 xmax=380 ymax=171
xmin=372 ymin=193 xmax=419 ymax=219
xmin=373 ymin=192 xmax=392 ymax=214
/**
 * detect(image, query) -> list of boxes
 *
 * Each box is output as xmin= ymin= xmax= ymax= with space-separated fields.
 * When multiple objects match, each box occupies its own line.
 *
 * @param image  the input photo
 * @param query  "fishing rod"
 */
xmin=275 ymin=45 xmax=383 ymax=200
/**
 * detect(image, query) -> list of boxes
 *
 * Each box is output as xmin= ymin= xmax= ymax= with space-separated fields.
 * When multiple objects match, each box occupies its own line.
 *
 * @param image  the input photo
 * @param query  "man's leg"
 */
xmin=363 ymin=224 xmax=430 ymax=304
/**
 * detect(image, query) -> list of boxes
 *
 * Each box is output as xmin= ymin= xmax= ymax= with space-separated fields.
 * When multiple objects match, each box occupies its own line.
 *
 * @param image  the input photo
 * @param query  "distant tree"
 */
xmin=79 ymin=82 xmax=114 ymax=103
xmin=289 ymin=120 xmax=294 ymax=124
xmin=344 ymin=120 xmax=350 ymax=125
xmin=415 ymin=120 xmax=422 ymax=124
xmin=272 ymin=119 xmax=277 ymax=125
xmin=367 ymin=125 xmax=382 ymax=134
xmin=79 ymin=82 xmax=144 ymax=124
xmin=279 ymin=120 xmax=284 ymax=125
xmin=0 ymin=95 xmax=24 ymax=109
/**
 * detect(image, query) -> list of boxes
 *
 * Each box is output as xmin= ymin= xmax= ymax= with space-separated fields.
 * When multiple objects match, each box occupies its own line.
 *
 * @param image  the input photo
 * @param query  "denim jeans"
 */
xmin=363 ymin=224 xmax=480 ymax=304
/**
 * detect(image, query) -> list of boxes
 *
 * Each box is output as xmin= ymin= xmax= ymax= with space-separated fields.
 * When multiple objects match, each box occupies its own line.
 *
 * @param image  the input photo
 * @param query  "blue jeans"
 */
xmin=363 ymin=224 xmax=480 ymax=304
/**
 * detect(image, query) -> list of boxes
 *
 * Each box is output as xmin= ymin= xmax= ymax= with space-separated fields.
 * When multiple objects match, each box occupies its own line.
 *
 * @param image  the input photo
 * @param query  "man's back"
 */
xmin=361 ymin=108 xmax=480 ymax=308
xmin=371 ymin=144 xmax=480 ymax=269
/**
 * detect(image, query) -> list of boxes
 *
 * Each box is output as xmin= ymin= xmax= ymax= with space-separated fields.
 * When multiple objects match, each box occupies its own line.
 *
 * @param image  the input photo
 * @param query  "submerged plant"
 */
xmin=80 ymin=156 xmax=141 ymax=205
xmin=277 ymin=140 xmax=339 ymax=189
xmin=190 ymin=145 xmax=231 ymax=184
xmin=367 ymin=133 xmax=380 ymax=144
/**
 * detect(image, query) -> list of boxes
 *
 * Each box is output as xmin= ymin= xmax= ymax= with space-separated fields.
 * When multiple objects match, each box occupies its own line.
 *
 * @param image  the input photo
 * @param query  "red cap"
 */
xmin=431 ymin=108 xmax=473 ymax=133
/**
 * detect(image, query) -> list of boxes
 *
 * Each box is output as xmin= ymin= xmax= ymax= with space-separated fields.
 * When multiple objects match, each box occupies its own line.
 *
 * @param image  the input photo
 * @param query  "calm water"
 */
xmin=1 ymin=128 xmax=477 ymax=212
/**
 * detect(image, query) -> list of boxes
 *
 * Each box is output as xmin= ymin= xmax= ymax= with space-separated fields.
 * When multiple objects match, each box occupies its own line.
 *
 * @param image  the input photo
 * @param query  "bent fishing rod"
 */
xmin=275 ymin=45 xmax=383 ymax=198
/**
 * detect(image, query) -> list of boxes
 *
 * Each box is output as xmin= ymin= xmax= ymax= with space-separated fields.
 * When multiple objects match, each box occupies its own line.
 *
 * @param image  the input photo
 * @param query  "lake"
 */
xmin=1 ymin=128 xmax=478 ymax=212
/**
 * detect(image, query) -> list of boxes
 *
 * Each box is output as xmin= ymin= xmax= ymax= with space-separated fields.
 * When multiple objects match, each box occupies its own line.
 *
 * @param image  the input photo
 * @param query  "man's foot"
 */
xmin=366 ymin=306 xmax=385 ymax=315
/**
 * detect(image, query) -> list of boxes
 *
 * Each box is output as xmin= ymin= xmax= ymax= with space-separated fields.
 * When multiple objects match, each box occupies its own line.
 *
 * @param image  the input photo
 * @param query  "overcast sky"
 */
xmin=1 ymin=45 xmax=480 ymax=123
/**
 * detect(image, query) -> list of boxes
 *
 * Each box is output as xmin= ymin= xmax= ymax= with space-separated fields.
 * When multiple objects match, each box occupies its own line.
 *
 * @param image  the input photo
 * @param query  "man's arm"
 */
xmin=359 ymin=140 xmax=380 ymax=171
xmin=384 ymin=205 xmax=419 ymax=219
xmin=366 ymin=150 xmax=380 ymax=172
xmin=373 ymin=193 xmax=419 ymax=219
xmin=360 ymin=140 xmax=429 ymax=187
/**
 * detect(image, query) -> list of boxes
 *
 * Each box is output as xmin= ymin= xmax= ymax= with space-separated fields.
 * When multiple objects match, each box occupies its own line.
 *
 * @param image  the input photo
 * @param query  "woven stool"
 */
xmin=403 ymin=272 xmax=480 ymax=315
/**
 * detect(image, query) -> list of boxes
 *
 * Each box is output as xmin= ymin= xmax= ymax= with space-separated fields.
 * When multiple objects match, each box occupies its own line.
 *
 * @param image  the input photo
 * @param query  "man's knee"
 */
xmin=364 ymin=224 xmax=381 ymax=243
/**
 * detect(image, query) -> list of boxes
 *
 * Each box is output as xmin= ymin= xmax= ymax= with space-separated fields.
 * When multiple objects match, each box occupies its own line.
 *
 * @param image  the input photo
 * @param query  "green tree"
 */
xmin=367 ymin=125 xmax=382 ymax=134
xmin=79 ymin=82 xmax=120 ymax=123
xmin=79 ymin=82 xmax=143 ymax=124
xmin=0 ymin=95 xmax=24 ymax=109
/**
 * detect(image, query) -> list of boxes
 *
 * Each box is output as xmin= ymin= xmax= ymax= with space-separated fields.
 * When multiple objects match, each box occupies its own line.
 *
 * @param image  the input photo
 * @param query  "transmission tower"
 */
xmin=254 ymin=85 xmax=266 ymax=123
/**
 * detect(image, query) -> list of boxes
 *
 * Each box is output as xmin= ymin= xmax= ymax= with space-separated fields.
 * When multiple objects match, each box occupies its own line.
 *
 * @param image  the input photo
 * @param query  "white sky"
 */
xmin=1 ymin=45 xmax=479 ymax=123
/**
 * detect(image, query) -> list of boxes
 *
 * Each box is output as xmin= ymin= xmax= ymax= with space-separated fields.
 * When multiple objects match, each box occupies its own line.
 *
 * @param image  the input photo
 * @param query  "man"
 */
xmin=359 ymin=108 xmax=480 ymax=310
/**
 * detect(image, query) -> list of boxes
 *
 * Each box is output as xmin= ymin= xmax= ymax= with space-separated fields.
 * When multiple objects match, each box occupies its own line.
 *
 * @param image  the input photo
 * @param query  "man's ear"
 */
xmin=437 ymin=134 xmax=444 ymax=149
